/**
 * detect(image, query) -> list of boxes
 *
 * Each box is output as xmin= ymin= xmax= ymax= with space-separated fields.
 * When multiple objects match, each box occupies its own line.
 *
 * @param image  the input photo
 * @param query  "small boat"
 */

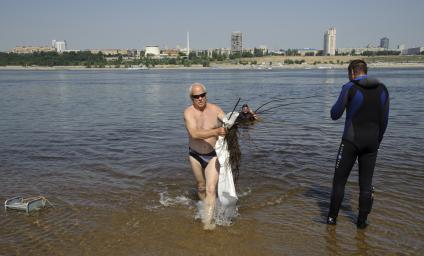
xmin=4 ymin=196 xmax=51 ymax=214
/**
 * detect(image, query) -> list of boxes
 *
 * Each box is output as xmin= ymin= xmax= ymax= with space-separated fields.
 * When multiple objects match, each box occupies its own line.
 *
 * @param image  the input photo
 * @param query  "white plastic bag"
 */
xmin=215 ymin=112 xmax=239 ymax=207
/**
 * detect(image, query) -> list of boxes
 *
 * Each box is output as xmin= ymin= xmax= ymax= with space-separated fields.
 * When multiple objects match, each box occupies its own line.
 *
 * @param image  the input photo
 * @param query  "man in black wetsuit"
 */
xmin=327 ymin=60 xmax=389 ymax=229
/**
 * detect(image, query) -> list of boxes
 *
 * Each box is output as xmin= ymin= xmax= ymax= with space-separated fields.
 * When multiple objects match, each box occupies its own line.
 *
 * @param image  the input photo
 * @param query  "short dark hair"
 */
xmin=348 ymin=59 xmax=367 ymax=75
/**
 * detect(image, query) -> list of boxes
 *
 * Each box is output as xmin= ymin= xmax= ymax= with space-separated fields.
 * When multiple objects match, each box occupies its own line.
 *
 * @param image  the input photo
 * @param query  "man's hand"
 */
xmin=216 ymin=127 xmax=227 ymax=137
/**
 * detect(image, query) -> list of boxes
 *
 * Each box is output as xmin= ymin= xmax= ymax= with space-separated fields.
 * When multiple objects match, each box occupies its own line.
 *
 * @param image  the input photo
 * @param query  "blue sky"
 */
xmin=1 ymin=0 xmax=423 ymax=51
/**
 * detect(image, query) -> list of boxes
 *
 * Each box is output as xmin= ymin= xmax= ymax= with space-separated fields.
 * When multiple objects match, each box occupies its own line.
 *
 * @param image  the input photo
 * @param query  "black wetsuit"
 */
xmin=328 ymin=75 xmax=389 ymax=221
xmin=237 ymin=112 xmax=255 ymax=123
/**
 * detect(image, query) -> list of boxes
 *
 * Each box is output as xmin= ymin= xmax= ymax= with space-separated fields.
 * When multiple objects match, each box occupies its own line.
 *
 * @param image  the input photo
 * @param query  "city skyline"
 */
xmin=1 ymin=0 xmax=423 ymax=52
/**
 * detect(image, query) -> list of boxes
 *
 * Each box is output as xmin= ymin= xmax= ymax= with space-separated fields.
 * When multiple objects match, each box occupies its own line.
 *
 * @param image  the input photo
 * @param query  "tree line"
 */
xmin=0 ymin=51 xmax=213 ymax=67
xmin=0 ymin=49 xmax=417 ymax=67
xmin=0 ymin=51 xmax=107 ymax=67
xmin=0 ymin=48 xmax=274 ymax=67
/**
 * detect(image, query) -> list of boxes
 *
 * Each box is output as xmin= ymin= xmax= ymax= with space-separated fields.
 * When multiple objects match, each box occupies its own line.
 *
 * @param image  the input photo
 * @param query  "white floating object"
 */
xmin=4 ymin=196 xmax=51 ymax=214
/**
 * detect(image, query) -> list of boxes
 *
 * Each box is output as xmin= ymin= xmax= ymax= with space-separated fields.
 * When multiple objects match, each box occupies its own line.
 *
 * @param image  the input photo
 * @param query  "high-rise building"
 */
xmin=231 ymin=31 xmax=242 ymax=54
xmin=52 ymin=40 xmax=67 ymax=53
xmin=380 ymin=37 xmax=389 ymax=49
xmin=323 ymin=27 xmax=336 ymax=56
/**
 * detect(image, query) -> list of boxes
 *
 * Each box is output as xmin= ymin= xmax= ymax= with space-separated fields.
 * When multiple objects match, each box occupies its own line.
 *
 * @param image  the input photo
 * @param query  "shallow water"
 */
xmin=0 ymin=68 xmax=423 ymax=255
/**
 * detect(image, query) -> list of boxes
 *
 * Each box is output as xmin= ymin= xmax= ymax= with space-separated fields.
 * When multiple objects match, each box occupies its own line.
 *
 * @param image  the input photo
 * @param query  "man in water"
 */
xmin=237 ymin=104 xmax=257 ymax=123
xmin=327 ymin=60 xmax=389 ymax=229
xmin=184 ymin=83 xmax=226 ymax=230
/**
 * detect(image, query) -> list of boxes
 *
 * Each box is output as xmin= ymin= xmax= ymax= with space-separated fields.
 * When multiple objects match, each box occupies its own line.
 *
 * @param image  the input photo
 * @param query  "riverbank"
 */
xmin=1 ymin=55 xmax=424 ymax=71
xmin=1 ymin=62 xmax=424 ymax=71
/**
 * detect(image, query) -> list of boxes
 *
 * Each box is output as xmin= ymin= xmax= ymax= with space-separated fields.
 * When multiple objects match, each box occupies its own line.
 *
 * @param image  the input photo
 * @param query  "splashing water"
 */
xmin=195 ymin=200 xmax=239 ymax=227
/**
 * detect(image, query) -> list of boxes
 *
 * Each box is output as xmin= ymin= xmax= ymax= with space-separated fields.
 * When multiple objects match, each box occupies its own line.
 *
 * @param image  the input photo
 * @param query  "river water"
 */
xmin=0 ymin=68 xmax=423 ymax=255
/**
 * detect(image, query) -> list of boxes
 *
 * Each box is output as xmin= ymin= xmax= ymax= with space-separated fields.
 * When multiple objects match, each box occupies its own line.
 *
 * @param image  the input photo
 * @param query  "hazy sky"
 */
xmin=1 ymin=0 xmax=423 ymax=51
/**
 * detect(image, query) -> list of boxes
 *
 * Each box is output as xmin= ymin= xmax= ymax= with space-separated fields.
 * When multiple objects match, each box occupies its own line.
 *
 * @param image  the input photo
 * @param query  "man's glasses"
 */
xmin=191 ymin=92 xmax=207 ymax=99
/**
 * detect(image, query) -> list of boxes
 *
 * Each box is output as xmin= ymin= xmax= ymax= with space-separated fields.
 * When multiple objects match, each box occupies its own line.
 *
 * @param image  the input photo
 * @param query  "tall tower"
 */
xmin=187 ymin=31 xmax=190 ymax=59
xmin=324 ymin=27 xmax=336 ymax=56
xmin=380 ymin=37 xmax=389 ymax=49
xmin=231 ymin=31 xmax=242 ymax=54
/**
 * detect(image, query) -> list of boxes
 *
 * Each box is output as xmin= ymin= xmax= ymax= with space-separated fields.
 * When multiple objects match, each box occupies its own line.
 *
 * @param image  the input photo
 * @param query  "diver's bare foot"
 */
xmin=203 ymin=222 xmax=216 ymax=230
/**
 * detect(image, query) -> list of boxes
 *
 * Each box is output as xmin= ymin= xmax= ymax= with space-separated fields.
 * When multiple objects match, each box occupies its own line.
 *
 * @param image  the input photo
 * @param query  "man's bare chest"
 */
xmin=193 ymin=111 xmax=218 ymax=129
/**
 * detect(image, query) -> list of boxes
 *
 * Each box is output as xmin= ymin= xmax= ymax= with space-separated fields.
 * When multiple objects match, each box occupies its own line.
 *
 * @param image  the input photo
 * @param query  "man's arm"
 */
xmin=217 ymin=107 xmax=225 ymax=123
xmin=184 ymin=110 xmax=225 ymax=139
xmin=331 ymin=83 xmax=352 ymax=120
xmin=379 ymin=87 xmax=390 ymax=142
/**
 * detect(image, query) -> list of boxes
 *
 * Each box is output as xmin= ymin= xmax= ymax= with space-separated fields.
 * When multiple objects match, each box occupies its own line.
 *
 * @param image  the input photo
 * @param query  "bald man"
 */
xmin=184 ymin=83 xmax=226 ymax=230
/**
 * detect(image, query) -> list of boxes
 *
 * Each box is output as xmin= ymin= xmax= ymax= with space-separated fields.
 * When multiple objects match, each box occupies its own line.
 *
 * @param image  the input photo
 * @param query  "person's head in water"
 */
xmin=348 ymin=59 xmax=367 ymax=81
xmin=189 ymin=83 xmax=207 ymax=110
xmin=241 ymin=104 xmax=250 ymax=114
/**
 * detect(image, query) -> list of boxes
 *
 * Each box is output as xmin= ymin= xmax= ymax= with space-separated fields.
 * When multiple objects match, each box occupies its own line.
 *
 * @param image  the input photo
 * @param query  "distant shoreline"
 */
xmin=1 ymin=62 xmax=424 ymax=71
xmin=2 ymin=55 xmax=424 ymax=72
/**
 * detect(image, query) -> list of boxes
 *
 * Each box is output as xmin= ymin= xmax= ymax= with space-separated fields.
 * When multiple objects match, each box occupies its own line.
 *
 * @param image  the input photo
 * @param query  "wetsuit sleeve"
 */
xmin=379 ymin=87 xmax=390 ymax=142
xmin=331 ymin=83 xmax=352 ymax=120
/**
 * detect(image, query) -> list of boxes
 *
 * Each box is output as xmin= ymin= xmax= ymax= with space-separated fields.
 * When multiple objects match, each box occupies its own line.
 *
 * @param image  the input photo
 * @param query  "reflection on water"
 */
xmin=325 ymin=226 xmax=340 ymax=256
xmin=0 ymin=69 xmax=423 ymax=255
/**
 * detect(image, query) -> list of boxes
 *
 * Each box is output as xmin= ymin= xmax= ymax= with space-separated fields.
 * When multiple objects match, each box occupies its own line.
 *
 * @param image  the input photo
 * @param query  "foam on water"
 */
xmin=157 ymin=190 xmax=239 ymax=226
xmin=158 ymin=191 xmax=192 ymax=207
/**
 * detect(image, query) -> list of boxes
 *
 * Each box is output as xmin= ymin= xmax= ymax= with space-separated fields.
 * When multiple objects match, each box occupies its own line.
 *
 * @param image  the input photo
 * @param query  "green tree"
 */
xmin=202 ymin=59 xmax=210 ymax=67
xmin=183 ymin=59 xmax=191 ymax=67
xmin=253 ymin=48 xmax=263 ymax=57
xmin=229 ymin=52 xmax=241 ymax=59
xmin=284 ymin=59 xmax=294 ymax=64
xmin=286 ymin=49 xmax=299 ymax=56
xmin=189 ymin=52 xmax=196 ymax=59
xmin=242 ymin=51 xmax=253 ymax=58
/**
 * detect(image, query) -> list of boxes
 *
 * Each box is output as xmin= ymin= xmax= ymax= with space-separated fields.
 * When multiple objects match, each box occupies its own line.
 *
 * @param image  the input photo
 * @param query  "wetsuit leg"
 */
xmin=357 ymin=150 xmax=377 ymax=217
xmin=328 ymin=140 xmax=358 ymax=218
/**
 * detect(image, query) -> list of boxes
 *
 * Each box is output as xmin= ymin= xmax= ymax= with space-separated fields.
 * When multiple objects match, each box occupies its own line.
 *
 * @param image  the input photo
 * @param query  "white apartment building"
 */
xmin=324 ymin=28 xmax=336 ymax=56
xmin=145 ymin=46 xmax=160 ymax=57
xmin=52 ymin=40 xmax=67 ymax=53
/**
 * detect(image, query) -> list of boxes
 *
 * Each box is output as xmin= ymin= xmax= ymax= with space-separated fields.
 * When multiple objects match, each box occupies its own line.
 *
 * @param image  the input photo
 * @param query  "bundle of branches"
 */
xmin=225 ymin=124 xmax=241 ymax=185
xmin=224 ymin=98 xmax=242 ymax=185
xmin=254 ymin=95 xmax=318 ymax=114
